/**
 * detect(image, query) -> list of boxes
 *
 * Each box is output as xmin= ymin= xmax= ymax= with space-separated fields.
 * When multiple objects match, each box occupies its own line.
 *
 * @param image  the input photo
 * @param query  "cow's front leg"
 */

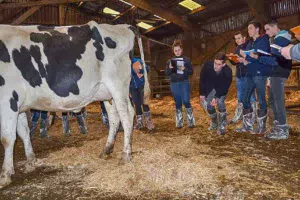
xmin=99 ymin=100 xmax=120 ymax=159
xmin=17 ymin=112 xmax=36 ymax=173
xmin=0 ymin=109 xmax=18 ymax=188
xmin=115 ymin=97 xmax=134 ymax=164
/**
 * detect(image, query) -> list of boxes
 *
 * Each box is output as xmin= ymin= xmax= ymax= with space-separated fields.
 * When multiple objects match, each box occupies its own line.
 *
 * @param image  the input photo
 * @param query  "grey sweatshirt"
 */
xmin=290 ymin=43 xmax=300 ymax=61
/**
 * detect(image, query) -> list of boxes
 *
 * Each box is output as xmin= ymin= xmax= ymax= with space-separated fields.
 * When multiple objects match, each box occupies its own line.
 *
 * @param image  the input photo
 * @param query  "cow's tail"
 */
xmin=136 ymin=33 xmax=151 ymax=105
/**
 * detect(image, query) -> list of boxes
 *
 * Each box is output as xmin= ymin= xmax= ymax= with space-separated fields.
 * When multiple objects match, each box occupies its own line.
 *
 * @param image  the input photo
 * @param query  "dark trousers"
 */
xmin=269 ymin=77 xmax=287 ymax=124
xmin=243 ymin=76 xmax=267 ymax=110
xmin=31 ymin=109 xmax=48 ymax=122
xmin=100 ymin=101 xmax=107 ymax=114
xmin=130 ymin=86 xmax=150 ymax=115
xmin=170 ymin=80 xmax=191 ymax=109
xmin=206 ymin=89 xmax=227 ymax=113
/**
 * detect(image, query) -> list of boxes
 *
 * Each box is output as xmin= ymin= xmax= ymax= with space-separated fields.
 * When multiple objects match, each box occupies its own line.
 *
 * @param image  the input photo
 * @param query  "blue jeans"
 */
xmin=236 ymin=77 xmax=256 ymax=103
xmin=269 ymin=77 xmax=287 ymax=124
xmin=242 ymin=76 xmax=267 ymax=110
xmin=170 ymin=80 xmax=191 ymax=109
xmin=31 ymin=109 xmax=48 ymax=123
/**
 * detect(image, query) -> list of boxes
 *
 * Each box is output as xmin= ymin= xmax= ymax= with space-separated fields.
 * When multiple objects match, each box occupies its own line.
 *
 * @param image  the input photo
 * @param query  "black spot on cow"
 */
xmin=91 ymin=26 xmax=103 ymax=44
xmin=91 ymin=26 xmax=105 ymax=62
xmin=0 ymin=40 xmax=10 ymax=63
xmin=37 ymin=25 xmax=55 ymax=32
xmin=12 ymin=90 xmax=19 ymax=102
xmin=104 ymin=37 xmax=117 ymax=49
xmin=30 ymin=45 xmax=46 ymax=78
xmin=0 ymin=75 xmax=5 ymax=86
xmin=12 ymin=46 xmax=43 ymax=87
xmin=29 ymin=25 xmax=93 ymax=97
xmin=10 ymin=91 xmax=19 ymax=112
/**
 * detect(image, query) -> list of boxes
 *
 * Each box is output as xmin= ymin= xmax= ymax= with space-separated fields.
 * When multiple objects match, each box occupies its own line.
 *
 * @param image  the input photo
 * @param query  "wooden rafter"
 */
xmin=12 ymin=6 xmax=42 ymax=25
xmin=122 ymin=0 xmax=195 ymax=31
xmin=0 ymin=0 xmax=97 ymax=10
xmin=143 ymin=21 xmax=171 ymax=34
xmin=113 ymin=5 xmax=136 ymax=21
xmin=0 ymin=8 xmax=24 ymax=24
xmin=189 ymin=6 xmax=206 ymax=15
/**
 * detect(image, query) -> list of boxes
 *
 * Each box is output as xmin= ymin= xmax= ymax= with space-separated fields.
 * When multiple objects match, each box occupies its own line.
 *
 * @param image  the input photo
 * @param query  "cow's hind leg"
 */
xmin=0 ymin=108 xmax=18 ymax=188
xmin=114 ymin=96 xmax=134 ymax=164
xmin=99 ymin=100 xmax=120 ymax=159
xmin=17 ymin=112 xmax=36 ymax=173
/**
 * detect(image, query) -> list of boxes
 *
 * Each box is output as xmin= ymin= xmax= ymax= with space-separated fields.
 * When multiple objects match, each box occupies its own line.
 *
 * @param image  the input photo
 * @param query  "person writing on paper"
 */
xmin=235 ymin=21 xmax=271 ymax=135
xmin=200 ymin=53 xmax=232 ymax=135
xmin=227 ymin=31 xmax=257 ymax=124
xmin=280 ymin=34 xmax=300 ymax=61
xmin=130 ymin=57 xmax=154 ymax=130
xmin=249 ymin=19 xmax=292 ymax=140
xmin=166 ymin=39 xmax=195 ymax=128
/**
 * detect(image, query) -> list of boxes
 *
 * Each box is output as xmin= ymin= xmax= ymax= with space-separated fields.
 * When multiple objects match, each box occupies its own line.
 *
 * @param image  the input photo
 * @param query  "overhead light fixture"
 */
xmin=103 ymin=7 xmax=120 ymax=16
xmin=119 ymin=0 xmax=132 ymax=6
xmin=179 ymin=0 xmax=202 ymax=11
xmin=137 ymin=22 xmax=153 ymax=30
xmin=154 ymin=14 xmax=166 ymax=21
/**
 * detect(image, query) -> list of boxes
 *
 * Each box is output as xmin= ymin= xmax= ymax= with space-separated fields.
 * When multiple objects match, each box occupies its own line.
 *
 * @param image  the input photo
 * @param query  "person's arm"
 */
xmin=165 ymin=59 xmax=172 ymax=76
xmin=215 ymin=67 xmax=232 ymax=98
xmin=290 ymin=43 xmax=300 ymax=61
xmin=183 ymin=57 xmax=193 ymax=76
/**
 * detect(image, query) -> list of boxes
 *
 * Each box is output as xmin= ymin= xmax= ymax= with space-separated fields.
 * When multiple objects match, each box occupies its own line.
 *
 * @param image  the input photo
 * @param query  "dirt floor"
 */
xmin=0 ymin=85 xmax=300 ymax=200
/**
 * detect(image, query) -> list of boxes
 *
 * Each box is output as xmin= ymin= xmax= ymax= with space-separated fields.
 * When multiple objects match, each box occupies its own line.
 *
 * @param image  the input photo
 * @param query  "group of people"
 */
xmin=29 ymin=19 xmax=300 ymax=141
xmin=166 ymin=19 xmax=299 ymax=140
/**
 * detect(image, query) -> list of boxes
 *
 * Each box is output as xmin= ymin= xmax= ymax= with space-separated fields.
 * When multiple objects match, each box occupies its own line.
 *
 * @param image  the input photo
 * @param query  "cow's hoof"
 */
xmin=25 ymin=160 xmax=36 ymax=173
xmin=0 ymin=173 xmax=11 ymax=189
xmin=119 ymin=152 xmax=131 ymax=165
xmin=99 ymin=151 xmax=111 ymax=160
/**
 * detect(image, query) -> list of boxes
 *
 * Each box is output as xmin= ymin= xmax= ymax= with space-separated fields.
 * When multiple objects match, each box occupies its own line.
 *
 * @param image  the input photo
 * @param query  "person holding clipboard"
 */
xmin=165 ymin=39 xmax=195 ymax=128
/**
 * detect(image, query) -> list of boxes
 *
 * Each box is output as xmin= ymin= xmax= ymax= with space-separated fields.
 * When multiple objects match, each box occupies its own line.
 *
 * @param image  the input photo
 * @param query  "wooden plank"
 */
xmin=124 ymin=0 xmax=195 ymax=31
xmin=0 ymin=0 xmax=97 ymax=10
xmin=12 ymin=6 xmax=41 ymax=25
xmin=189 ymin=6 xmax=206 ymax=15
xmin=144 ymin=21 xmax=171 ymax=34
xmin=0 ymin=8 xmax=24 ymax=24
xmin=113 ymin=5 xmax=136 ymax=21
xmin=58 ymin=5 xmax=65 ymax=26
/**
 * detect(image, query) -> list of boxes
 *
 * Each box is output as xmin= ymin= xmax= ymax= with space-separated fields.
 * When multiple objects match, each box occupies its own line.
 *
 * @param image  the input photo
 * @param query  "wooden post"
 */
xmin=58 ymin=5 xmax=65 ymax=26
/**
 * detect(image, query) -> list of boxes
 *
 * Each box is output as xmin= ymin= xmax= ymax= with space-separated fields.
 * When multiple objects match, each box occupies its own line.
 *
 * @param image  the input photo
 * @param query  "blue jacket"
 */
xmin=245 ymin=34 xmax=272 ymax=77
xmin=258 ymin=30 xmax=292 ymax=78
xmin=130 ymin=58 xmax=149 ymax=89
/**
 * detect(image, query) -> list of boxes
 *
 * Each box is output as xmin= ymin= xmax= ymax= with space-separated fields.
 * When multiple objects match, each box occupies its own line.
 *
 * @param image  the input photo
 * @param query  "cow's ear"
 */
xmin=91 ymin=26 xmax=103 ymax=44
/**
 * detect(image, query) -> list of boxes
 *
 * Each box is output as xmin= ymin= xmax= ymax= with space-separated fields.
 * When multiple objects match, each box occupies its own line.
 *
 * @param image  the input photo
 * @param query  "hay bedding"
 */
xmin=1 ymin=83 xmax=300 ymax=199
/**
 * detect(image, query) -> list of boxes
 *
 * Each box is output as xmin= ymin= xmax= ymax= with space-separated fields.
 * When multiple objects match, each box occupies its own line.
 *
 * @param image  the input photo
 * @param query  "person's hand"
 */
xmin=280 ymin=44 xmax=294 ymax=60
xmin=210 ymin=98 xmax=217 ymax=106
xmin=250 ymin=52 xmax=258 ymax=59
xmin=180 ymin=66 xmax=185 ymax=71
xmin=200 ymin=96 xmax=206 ymax=102
xmin=237 ymin=57 xmax=245 ymax=63
xmin=169 ymin=62 xmax=174 ymax=69
xmin=296 ymin=34 xmax=300 ymax=41
xmin=240 ymin=50 xmax=246 ymax=58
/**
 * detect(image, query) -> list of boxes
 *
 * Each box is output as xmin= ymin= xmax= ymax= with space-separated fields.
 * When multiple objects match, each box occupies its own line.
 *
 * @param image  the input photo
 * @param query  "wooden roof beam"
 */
xmin=113 ymin=5 xmax=136 ymax=21
xmin=0 ymin=0 xmax=97 ymax=10
xmin=122 ymin=0 xmax=195 ymax=31
xmin=143 ymin=21 xmax=171 ymax=34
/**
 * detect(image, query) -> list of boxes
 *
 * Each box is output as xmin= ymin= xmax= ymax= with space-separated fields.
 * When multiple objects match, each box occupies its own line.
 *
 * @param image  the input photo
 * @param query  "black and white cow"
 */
xmin=0 ymin=20 xmax=150 ymax=188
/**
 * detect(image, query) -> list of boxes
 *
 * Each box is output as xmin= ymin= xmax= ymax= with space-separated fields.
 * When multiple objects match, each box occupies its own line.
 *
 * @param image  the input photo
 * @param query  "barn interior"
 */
xmin=1 ymin=0 xmax=300 ymax=199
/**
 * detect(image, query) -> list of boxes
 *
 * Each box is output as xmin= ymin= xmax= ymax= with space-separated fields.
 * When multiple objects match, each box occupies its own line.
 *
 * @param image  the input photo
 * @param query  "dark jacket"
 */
xmin=245 ymin=34 xmax=272 ymax=77
xmin=258 ymin=30 xmax=292 ymax=78
xmin=130 ymin=58 xmax=149 ymax=89
xmin=229 ymin=40 xmax=252 ymax=78
xmin=200 ymin=61 xmax=232 ymax=98
xmin=165 ymin=55 xmax=193 ymax=82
